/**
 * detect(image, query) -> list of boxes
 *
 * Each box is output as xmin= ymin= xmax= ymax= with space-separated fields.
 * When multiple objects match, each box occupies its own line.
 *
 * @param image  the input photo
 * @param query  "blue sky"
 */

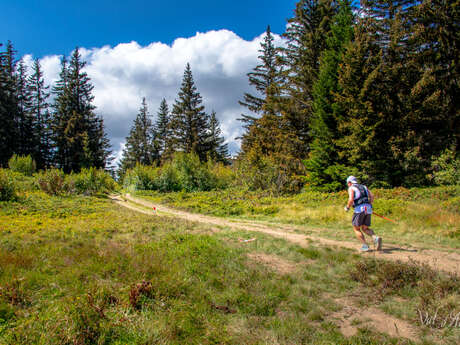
xmin=2 ymin=0 xmax=297 ymax=58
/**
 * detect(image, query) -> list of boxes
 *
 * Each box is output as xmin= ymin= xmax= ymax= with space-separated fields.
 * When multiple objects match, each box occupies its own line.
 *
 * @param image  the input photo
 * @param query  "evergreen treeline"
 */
xmin=119 ymin=63 xmax=229 ymax=173
xmin=239 ymin=0 xmax=459 ymax=189
xmin=2 ymin=0 xmax=458 ymax=190
xmin=0 ymin=43 xmax=111 ymax=172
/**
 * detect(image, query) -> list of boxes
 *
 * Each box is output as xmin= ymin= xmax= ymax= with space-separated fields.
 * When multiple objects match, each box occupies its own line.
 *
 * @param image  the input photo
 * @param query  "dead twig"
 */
xmin=87 ymin=293 xmax=106 ymax=319
xmin=210 ymin=301 xmax=236 ymax=314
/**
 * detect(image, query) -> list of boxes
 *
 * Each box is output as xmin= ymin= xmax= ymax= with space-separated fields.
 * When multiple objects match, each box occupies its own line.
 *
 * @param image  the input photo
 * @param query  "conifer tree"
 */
xmin=120 ymin=97 xmax=156 ymax=172
xmin=239 ymin=26 xmax=280 ymax=130
xmin=305 ymin=0 xmax=354 ymax=190
xmin=52 ymin=48 xmax=110 ymax=172
xmin=403 ymin=0 xmax=460 ymax=179
xmin=28 ymin=58 xmax=52 ymax=169
xmin=335 ymin=0 xmax=415 ymax=185
xmin=0 ymin=41 xmax=18 ymax=166
xmin=335 ymin=17 xmax=386 ymax=183
xmin=238 ymin=25 xmax=284 ymax=157
xmin=15 ymin=59 xmax=34 ymax=156
xmin=280 ymin=0 xmax=336 ymax=158
xmin=170 ymin=63 xmax=210 ymax=161
xmin=207 ymin=110 xmax=229 ymax=163
xmin=51 ymin=56 xmax=70 ymax=169
xmin=154 ymin=98 xmax=171 ymax=161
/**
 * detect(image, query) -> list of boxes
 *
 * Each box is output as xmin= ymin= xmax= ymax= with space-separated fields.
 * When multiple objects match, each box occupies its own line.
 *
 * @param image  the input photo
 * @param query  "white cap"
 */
xmin=346 ymin=176 xmax=358 ymax=184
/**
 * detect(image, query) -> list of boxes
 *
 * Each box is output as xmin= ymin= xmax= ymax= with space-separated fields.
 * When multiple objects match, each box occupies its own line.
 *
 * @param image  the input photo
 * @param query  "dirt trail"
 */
xmin=111 ymin=194 xmax=460 ymax=274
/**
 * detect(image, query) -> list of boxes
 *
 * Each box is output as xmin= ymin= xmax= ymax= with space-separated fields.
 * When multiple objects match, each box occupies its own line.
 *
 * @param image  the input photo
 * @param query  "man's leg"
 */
xmin=352 ymin=213 xmax=370 ymax=251
xmin=361 ymin=225 xmax=375 ymax=237
xmin=362 ymin=225 xmax=383 ymax=251
xmin=353 ymin=226 xmax=367 ymax=244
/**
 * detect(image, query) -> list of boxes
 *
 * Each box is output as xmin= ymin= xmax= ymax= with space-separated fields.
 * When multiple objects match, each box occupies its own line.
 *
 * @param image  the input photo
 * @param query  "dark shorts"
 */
xmin=352 ymin=212 xmax=371 ymax=227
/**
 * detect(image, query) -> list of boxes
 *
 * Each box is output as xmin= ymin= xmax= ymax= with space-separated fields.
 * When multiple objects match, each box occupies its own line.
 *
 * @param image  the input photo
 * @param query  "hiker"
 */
xmin=344 ymin=176 xmax=382 ymax=252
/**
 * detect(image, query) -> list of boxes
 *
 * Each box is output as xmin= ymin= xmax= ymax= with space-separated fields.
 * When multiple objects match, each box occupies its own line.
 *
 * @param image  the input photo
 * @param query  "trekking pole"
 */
xmin=373 ymin=212 xmax=397 ymax=223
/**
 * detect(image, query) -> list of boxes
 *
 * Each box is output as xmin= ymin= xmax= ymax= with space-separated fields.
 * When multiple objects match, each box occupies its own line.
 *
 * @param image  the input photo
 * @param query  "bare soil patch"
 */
xmin=247 ymin=253 xmax=297 ymax=275
xmin=330 ymin=296 xmax=418 ymax=341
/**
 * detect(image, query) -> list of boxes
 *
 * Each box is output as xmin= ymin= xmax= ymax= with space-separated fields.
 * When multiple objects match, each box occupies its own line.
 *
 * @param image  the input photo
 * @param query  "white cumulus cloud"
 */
xmin=36 ymin=29 xmax=285 ymax=164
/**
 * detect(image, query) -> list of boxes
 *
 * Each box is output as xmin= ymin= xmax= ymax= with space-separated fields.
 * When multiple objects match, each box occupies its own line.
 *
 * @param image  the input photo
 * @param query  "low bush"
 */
xmin=68 ymin=167 xmax=118 ymax=195
xmin=8 ymin=154 xmax=36 ymax=176
xmin=349 ymin=259 xmax=427 ymax=298
xmin=36 ymin=168 xmax=117 ymax=196
xmin=0 ymin=169 xmax=17 ymax=201
xmin=233 ymin=154 xmax=304 ymax=194
xmin=349 ymin=259 xmax=460 ymax=329
xmin=209 ymin=161 xmax=235 ymax=189
xmin=153 ymin=162 xmax=179 ymax=192
xmin=123 ymin=153 xmax=231 ymax=193
xmin=167 ymin=152 xmax=217 ymax=192
xmin=35 ymin=169 xmax=67 ymax=195
xmin=429 ymin=148 xmax=460 ymax=186
xmin=123 ymin=163 xmax=160 ymax=192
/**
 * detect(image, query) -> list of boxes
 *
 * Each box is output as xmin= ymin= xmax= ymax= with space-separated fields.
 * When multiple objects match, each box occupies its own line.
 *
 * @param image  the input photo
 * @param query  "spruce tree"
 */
xmin=52 ymin=48 xmax=110 ymax=172
xmin=207 ymin=110 xmax=229 ymax=163
xmin=403 ymin=0 xmax=460 ymax=181
xmin=28 ymin=58 xmax=52 ymax=169
xmin=120 ymin=97 xmax=156 ymax=172
xmin=305 ymin=0 xmax=354 ymax=190
xmin=0 ymin=41 xmax=18 ymax=166
xmin=15 ymin=59 xmax=34 ymax=156
xmin=334 ymin=0 xmax=415 ymax=186
xmin=170 ymin=63 xmax=210 ymax=161
xmin=239 ymin=26 xmax=280 ymax=130
xmin=280 ymin=0 xmax=336 ymax=158
xmin=335 ymin=18 xmax=385 ymax=184
xmin=51 ymin=56 xmax=70 ymax=169
xmin=238 ymin=25 xmax=284 ymax=157
xmin=154 ymin=98 xmax=171 ymax=161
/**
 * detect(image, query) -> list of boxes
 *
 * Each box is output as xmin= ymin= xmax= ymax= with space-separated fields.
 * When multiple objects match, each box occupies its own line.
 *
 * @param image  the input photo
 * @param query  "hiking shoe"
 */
xmin=374 ymin=236 xmax=383 ymax=251
xmin=360 ymin=244 xmax=370 ymax=252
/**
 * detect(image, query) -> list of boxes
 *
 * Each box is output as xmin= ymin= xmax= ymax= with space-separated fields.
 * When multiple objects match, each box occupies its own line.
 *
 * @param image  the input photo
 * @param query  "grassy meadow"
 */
xmin=0 ymin=169 xmax=459 ymax=344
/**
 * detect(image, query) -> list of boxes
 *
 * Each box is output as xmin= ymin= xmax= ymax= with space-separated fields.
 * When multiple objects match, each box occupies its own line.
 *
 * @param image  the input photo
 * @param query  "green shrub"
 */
xmin=35 ymin=169 xmax=67 ymax=195
xmin=8 ymin=154 xmax=36 ymax=176
xmin=67 ymin=168 xmax=118 ymax=195
xmin=168 ymin=152 xmax=217 ymax=192
xmin=234 ymin=155 xmax=303 ymax=194
xmin=155 ymin=162 xmax=180 ymax=192
xmin=208 ymin=161 xmax=234 ymax=189
xmin=429 ymin=148 xmax=460 ymax=186
xmin=123 ymin=153 xmax=230 ymax=193
xmin=36 ymin=168 xmax=117 ymax=196
xmin=123 ymin=163 xmax=159 ymax=192
xmin=0 ymin=169 xmax=17 ymax=201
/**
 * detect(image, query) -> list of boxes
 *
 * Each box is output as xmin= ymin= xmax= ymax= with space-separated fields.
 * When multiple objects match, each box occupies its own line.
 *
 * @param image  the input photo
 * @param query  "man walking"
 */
xmin=344 ymin=176 xmax=383 ymax=252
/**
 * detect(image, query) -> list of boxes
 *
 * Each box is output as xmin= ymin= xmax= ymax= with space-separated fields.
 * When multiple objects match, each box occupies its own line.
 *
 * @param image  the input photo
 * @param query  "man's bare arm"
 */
xmin=346 ymin=188 xmax=354 ymax=209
